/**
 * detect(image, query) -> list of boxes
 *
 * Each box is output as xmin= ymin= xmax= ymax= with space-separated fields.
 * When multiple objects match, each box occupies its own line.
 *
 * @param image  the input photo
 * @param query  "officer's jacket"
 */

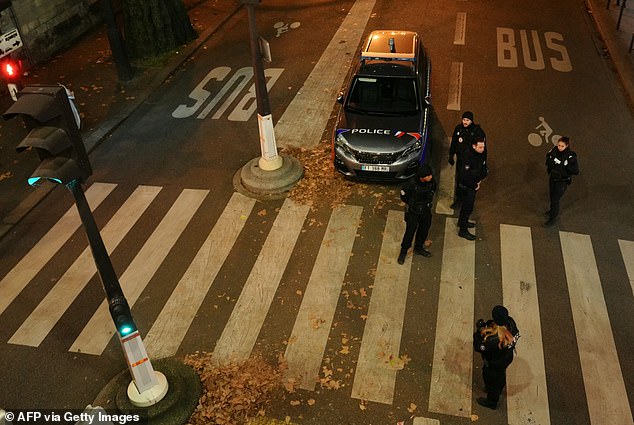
xmin=473 ymin=318 xmax=520 ymax=367
xmin=546 ymin=147 xmax=579 ymax=181
xmin=449 ymin=124 xmax=486 ymax=161
xmin=400 ymin=179 xmax=436 ymax=214
xmin=459 ymin=148 xmax=488 ymax=190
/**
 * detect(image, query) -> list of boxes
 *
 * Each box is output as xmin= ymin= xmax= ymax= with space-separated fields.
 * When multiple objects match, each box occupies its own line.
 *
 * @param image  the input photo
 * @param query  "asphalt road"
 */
xmin=0 ymin=1 xmax=633 ymax=424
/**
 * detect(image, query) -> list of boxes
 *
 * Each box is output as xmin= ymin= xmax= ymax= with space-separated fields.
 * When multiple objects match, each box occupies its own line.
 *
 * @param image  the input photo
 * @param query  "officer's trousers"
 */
xmin=458 ymin=187 xmax=476 ymax=230
xmin=401 ymin=210 xmax=431 ymax=250
xmin=483 ymin=363 xmax=508 ymax=404
xmin=548 ymin=179 xmax=569 ymax=219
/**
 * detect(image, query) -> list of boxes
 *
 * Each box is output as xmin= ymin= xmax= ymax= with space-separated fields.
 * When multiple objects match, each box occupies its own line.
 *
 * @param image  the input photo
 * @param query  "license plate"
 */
xmin=361 ymin=165 xmax=390 ymax=172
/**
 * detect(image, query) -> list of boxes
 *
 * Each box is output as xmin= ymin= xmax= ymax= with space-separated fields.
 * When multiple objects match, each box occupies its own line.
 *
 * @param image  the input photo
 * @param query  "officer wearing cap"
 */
xmin=473 ymin=305 xmax=520 ymax=409
xmin=397 ymin=164 xmax=436 ymax=264
xmin=448 ymin=111 xmax=486 ymax=209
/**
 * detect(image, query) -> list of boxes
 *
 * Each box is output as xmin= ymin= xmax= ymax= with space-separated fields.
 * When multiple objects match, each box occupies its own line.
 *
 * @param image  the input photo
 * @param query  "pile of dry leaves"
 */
xmin=282 ymin=142 xmax=358 ymax=207
xmin=184 ymin=352 xmax=285 ymax=425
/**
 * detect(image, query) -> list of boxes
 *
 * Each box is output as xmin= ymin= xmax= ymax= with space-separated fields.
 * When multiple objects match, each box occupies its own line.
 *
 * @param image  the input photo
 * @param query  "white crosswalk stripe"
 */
xmin=9 ymin=185 xmax=161 ymax=347
xmin=428 ymin=218 xmax=476 ymax=417
xmin=211 ymin=198 xmax=310 ymax=365
xmin=500 ymin=224 xmax=550 ymax=425
xmin=560 ymin=232 xmax=634 ymax=425
xmin=145 ymin=192 xmax=256 ymax=359
xmin=285 ymin=205 xmax=363 ymax=391
xmin=351 ymin=210 xmax=412 ymax=405
xmin=0 ymin=182 xmax=116 ymax=316
xmin=0 ymin=182 xmax=633 ymax=423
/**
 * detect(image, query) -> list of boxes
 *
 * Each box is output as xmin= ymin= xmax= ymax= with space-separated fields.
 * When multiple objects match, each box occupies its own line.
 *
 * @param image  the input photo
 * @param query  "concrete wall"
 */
xmin=1 ymin=0 xmax=103 ymax=65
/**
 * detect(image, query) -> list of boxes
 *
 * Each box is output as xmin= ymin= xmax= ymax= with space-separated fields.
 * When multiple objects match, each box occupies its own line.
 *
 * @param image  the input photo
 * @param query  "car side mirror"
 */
xmin=337 ymin=92 xmax=344 ymax=104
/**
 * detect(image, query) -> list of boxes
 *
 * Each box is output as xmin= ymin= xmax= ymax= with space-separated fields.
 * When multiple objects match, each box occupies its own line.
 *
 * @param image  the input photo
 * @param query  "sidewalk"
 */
xmin=588 ymin=0 xmax=634 ymax=106
xmin=2 ymin=0 xmax=634 ymax=240
xmin=0 ymin=0 xmax=241 ymax=239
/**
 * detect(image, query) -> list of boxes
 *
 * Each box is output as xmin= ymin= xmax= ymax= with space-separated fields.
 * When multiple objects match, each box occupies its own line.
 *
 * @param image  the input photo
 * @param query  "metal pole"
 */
xmin=66 ymin=179 xmax=166 ymax=403
xmin=244 ymin=2 xmax=282 ymax=170
xmin=99 ymin=0 xmax=133 ymax=81
xmin=67 ymin=179 xmax=123 ymax=300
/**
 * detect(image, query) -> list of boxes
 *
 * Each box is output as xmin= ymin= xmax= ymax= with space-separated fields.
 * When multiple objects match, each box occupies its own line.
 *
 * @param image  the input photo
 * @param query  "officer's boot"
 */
xmin=458 ymin=228 xmax=476 ymax=241
xmin=397 ymin=249 xmax=408 ymax=265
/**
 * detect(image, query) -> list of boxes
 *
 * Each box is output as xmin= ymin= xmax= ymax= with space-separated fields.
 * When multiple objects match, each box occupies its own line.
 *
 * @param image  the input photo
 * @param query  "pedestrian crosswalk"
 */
xmin=1 ymin=182 xmax=633 ymax=423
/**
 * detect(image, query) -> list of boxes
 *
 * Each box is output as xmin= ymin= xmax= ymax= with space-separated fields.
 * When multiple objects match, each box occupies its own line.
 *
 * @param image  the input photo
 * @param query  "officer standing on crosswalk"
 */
xmin=448 ymin=111 xmax=486 ymax=209
xmin=544 ymin=136 xmax=579 ymax=227
xmin=397 ymin=163 xmax=436 ymax=264
xmin=457 ymin=138 xmax=487 ymax=240
xmin=473 ymin=305 xmax=520 ymax=410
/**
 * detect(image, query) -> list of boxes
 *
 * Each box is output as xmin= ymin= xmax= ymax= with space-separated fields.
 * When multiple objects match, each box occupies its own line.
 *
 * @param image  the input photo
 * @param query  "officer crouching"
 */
xmin=397 ymin=164 xmax=436 ymax=265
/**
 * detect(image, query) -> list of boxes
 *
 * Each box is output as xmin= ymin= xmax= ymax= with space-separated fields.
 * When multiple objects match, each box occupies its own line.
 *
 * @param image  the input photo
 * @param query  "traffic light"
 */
xmin=109 ymin=296 xmax=137 ymax=337
xmin=2 ymin=85 xmax=92 ymax=186
xmin=1 ymin=57 xmax=23 ymax=101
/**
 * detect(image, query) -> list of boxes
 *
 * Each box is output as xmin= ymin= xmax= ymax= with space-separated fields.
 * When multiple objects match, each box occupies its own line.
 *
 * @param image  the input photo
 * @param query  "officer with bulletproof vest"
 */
xmin=448 ymin=111 xmax=486 ymax=208
xmin=397 ymin=164 xmax=436 ymax=265
xmin=473 ymin=305 xmax=520 ymax=410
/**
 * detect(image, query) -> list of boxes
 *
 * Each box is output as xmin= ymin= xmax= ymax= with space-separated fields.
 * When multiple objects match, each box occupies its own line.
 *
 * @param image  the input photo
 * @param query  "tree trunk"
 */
xmin=122 ymin=0 xmax=197 ymax=60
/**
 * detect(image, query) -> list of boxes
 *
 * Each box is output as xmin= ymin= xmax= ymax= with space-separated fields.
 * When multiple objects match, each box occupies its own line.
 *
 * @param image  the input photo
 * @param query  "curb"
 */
xmin=0 ymin=2 xmax=243 ymax=240
xmin=587 ymin=0 xmax=634 ymax=109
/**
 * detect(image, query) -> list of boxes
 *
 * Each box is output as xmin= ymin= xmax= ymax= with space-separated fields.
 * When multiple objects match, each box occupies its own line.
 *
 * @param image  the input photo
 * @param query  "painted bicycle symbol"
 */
xmin=528 ymin=116 xmax=562 ymax=147
xmin=274 ymin=21 xmax=300 ymax=37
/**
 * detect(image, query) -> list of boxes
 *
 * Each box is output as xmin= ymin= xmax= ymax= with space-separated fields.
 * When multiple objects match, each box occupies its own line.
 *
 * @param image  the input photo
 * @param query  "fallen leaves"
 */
xmin=184 ymin=352 xmax=284 ymax=425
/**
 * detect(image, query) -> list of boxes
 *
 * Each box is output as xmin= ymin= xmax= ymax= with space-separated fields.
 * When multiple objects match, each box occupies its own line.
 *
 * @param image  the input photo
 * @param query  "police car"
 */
xmin=332 ymin=30 xmax=431 ymax=180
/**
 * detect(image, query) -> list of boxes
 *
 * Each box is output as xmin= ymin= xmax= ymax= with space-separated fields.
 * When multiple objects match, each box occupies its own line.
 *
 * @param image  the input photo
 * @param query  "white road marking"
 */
xmin=0 ymin=182 xmax=116 ymax=316
xmin=285 ymin=205 xmax=362 ymax=390
xmin=212 ymin=199 xmax=309 ymax=365
xmin=560 ymin=232 xmax=634 ymax=425
xmin=8 ymin=186 xmax=161 ymax=347
xmin=351 ymin=210 xmax=411 ymax=405
xmin=69 ymin=189 xmax=208 ymax=355
xmin=454 ymin=12 xmax=467 ymax=45
xmin=447 ymin=62 xmax=463 ymax=111
xmin=428 ymin=218 xmax=474 ymax=417
xmin=435 ymin=136 xmax=455 ymax=215
xmin=275 ymin=0 xmax=377 ymax=148
xmin=145 ymin=192 xmax=256 ymax=359
xmin=500 ymin=224 xmax=550 ymax=425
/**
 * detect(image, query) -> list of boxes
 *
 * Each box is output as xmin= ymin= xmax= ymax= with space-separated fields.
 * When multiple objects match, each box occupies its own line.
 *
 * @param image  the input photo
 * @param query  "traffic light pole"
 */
xmin=66 ymin=179 xmax=168 ymax=406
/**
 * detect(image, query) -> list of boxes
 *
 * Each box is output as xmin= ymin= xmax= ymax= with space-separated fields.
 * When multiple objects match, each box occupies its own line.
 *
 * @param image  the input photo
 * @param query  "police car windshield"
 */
xmin=347 ymin=76 xmax=418 ymax=115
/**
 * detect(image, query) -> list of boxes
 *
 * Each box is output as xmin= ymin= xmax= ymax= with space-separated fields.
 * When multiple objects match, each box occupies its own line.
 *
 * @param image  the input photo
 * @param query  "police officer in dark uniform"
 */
xmin=448 ymin=111 xmax=486 ymax=208
xmin=473 ymin=305 xmax=520 ymax=410
xmin=397 ymin=164 xmax=436 ymax=265
xmin=457 ymin=138 xmax=487 ymax=241
xmin=544 ymin=136 xmax=579 ymax=227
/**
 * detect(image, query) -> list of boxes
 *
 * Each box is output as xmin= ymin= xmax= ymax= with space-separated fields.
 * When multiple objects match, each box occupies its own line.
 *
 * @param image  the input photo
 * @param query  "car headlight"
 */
xmin=335 ymin=133 xmax=353 ymax=155
xmin=401 ymin=138 xmax=422 ymax=158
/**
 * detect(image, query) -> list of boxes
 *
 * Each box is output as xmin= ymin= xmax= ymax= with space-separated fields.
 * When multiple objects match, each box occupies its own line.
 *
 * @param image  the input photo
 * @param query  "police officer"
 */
xmin=448 ymin=111 xmax=486 ymax=208
xmin=458 ymin=138 xmax=487 ymax=241
xmin=398 ymin=164 xmax=436 ymax=265
xmin=544 ymin=136 xmax=579 ymax=227
xmin=473 ymin=305 xmax=520 ymax=410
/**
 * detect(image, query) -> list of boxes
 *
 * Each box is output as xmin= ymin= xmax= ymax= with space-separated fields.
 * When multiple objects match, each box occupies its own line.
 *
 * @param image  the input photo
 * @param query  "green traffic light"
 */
xmin=120 ymin=325 xmax=134 ymax=336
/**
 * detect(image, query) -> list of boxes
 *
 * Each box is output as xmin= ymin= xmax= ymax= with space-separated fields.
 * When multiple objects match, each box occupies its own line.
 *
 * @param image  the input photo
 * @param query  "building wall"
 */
xmin=1 ymin=0 xmax=102 ymax=65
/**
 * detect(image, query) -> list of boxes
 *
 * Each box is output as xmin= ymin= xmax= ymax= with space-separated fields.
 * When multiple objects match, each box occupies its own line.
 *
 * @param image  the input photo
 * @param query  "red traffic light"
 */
xmin=2 ymin=59 xmax=21 ymax=81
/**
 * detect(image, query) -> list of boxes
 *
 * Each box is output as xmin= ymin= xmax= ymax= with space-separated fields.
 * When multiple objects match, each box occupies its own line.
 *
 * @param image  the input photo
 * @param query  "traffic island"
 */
xmin=234 ymin=154 xmax=304 ymax=201
xmin=92 ymin=357 xmax=201 ymax=425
